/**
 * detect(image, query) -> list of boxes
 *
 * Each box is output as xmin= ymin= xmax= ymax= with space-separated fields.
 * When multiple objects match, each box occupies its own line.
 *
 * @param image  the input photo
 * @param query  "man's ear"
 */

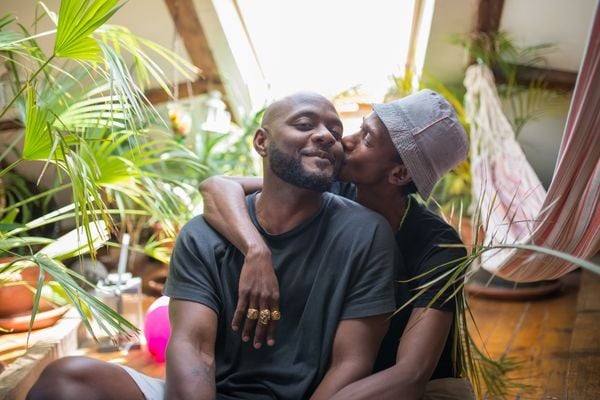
xmin=253 ymin=128 xmax=268 ymax=157
xmin=388 ymin=164 xmax=412 ymax=187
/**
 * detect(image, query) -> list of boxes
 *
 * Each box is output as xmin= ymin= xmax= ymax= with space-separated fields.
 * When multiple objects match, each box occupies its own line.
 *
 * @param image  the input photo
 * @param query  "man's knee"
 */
xmin=27 ymin=356 xmax=108 ymax=400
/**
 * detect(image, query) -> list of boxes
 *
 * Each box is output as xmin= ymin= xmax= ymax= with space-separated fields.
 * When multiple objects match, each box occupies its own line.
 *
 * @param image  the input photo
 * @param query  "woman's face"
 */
xmin=339 ymin=111 xmax=399 ymax=185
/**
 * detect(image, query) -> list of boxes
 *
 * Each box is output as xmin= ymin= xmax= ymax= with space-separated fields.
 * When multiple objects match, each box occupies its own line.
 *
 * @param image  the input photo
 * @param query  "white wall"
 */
xmin=1 ymin=0 xmax=189 ymax=82
xmin=501 ymin=0 xmax=597 ymax=72
xmin=422 ymin=0 xmax=472 ymax=85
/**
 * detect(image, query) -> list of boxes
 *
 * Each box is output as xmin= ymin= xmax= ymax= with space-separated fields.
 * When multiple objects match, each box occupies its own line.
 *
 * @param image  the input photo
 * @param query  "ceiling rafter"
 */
xmin=162 ymin=0 xmax=225 ymax=100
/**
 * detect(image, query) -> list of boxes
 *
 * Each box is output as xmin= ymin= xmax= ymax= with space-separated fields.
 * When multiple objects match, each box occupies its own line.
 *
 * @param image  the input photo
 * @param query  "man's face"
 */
xmin=264 ymin=94 xmax=344 ymax=192
xmin=339 ymin=111 xmax=399 ymax=185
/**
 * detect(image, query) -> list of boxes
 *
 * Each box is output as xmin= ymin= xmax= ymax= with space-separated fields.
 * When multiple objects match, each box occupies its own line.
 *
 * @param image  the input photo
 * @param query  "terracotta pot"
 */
xmin=0 ymin=304 xmax=70 ymax=333
xmin=0 ymin=259 xmax=54 ymax=318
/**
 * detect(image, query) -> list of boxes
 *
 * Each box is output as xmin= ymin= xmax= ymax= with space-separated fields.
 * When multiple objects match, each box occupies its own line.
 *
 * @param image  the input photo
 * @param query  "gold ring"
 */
xmin=270 ymin=310 xmax=281 ymax=321
xmin=247 ymin=308 xmax=259 ymax=320
xmin=259 ymin=309 xmax=271 ymax=325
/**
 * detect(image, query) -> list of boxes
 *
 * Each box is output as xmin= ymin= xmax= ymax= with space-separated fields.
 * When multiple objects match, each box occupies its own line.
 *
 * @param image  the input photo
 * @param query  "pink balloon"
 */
xmin=144 ymin=296 xmax=171 ymax=363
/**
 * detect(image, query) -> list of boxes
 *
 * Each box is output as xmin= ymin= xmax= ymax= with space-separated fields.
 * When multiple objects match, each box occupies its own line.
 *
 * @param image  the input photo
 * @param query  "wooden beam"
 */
xmin=0 ymin=119 xmax=22 ymax=131
xmin=469 ymin=0 xmax=505 ymax=65
xmin=473 ymin=0 xmax=505 ymax=34
xmin=164 ymin=0 xmax=224 ymax=92
xmin=144 ymin=79 xmax=216 ymax=104
xmin=492 ymin=64 xmax=578 ymax=92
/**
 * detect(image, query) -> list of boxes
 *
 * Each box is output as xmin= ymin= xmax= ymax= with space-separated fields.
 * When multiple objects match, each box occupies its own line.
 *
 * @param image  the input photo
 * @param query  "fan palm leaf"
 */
xmin=54 ymin=0 xmax=122 ymax=61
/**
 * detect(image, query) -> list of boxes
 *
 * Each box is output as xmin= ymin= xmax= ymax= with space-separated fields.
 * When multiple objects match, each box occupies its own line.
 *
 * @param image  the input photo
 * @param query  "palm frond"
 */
xmin=54 ymin=0 xmax=122 ymax=61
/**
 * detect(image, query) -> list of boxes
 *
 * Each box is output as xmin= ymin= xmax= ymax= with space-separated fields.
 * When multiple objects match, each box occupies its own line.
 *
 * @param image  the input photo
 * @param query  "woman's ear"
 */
xmin=253 ymin=128 xmax=268 ymax=157
xmin=388 ymin=164 xmax=413 ymax=187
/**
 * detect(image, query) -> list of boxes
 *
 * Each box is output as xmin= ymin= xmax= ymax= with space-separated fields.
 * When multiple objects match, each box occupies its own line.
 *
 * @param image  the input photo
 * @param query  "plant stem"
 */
xmin=0 ymin=55 xmax=55 ymax=121
xmin=0 ymin=159 xmax=22 ymax=178
xmin=1 ymin=183 xmax=72 ymax=214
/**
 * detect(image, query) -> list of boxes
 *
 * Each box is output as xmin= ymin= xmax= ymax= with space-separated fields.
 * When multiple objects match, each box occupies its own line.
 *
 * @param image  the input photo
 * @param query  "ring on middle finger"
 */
xmin=247 ymin=308 xmax=259 ymax=320
xmin=259 ymin=309 xmax=271 ymax=325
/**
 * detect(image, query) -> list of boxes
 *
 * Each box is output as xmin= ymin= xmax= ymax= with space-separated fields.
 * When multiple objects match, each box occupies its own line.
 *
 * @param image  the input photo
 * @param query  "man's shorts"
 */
xmin=121 ymin=365 xmax=165 ymax=400
xmin=121 ymin=365 xmax=474 ymax=400
xmin=424 ymin=377 xmax=475 ymax=400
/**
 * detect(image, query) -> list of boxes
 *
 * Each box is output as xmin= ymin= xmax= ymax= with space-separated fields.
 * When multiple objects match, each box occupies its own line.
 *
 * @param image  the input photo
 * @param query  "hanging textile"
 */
xmin=463 ymin=5 xmax=600 ymax=282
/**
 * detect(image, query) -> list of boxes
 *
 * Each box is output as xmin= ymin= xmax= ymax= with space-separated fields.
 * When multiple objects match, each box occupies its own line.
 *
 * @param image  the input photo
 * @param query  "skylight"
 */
xmin=236 ymin=0 xmax=419 ymax=102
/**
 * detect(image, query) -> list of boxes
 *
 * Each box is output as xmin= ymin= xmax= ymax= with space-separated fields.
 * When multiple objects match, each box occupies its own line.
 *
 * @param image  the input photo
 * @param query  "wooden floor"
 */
xmin=467 ymin=269 xmax=599 ymax=399
xmin=78 ymin=269 xmax=599 ymax=400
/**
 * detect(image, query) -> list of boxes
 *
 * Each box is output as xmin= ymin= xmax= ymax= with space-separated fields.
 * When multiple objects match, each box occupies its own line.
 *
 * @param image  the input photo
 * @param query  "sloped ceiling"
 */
xmin=2 ymin=0 xmax=597 ymax=97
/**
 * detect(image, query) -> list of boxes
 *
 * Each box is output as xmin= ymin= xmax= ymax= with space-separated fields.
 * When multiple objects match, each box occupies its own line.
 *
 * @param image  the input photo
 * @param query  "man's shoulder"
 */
xmin=177 ymin=215 xmax=228 ymax=247
xmin=405 ymin=198 xmax=463 ymax=244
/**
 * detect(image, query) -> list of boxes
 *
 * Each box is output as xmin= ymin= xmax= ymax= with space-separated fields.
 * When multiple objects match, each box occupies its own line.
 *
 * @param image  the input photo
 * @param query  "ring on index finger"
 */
xmin=247 ymin=308 xmax=259 ymax=320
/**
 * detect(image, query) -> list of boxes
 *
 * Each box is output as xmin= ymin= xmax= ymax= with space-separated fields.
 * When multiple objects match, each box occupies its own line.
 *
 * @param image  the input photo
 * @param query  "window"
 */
xmin=235 ymin=0 xmax=425 ymax=102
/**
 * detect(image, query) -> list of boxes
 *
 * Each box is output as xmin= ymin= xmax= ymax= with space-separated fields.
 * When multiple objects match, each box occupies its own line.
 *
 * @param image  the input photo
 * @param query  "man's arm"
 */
xmin=310 ymin=315 xmax=390 ymax=400
xmin=199 ymin=176 xmax=263 ymax=254
xmin=329 ymin=307 xmax=453 ymax=400
xmin=166 ymin=299 xmax=218 ymax=400
xmin=199 ymin=176 xmax=279 ymax=348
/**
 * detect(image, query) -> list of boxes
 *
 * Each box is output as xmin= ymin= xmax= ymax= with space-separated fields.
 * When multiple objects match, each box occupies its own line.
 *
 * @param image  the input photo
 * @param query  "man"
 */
xmin=27 ymin=92 xmax=397 ymax=400
xmin=199 ymin=89 xmax=474 ymax=399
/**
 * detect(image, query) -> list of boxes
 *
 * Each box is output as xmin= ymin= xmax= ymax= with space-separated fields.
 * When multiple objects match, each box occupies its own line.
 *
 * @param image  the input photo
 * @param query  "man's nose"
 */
xmin=312 ymin=126 xmax=336 ymax=147
xmin=342 ymin=134 xmax=355 ymax=152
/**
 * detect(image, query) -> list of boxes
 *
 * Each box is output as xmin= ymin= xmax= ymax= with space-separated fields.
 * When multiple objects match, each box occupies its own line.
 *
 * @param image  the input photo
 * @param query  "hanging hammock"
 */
xmin=463 ymin=6 xmax=600 ymax=282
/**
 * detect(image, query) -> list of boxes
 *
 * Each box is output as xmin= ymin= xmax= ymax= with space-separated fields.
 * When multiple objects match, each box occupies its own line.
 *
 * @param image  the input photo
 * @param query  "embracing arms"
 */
xmin=166 ymin=299 xmax=218 ymax=400
xmin=329 ymin=307 xmax=453 ymax=400
xmin=199 ymin=176 xmax=279 ymax=348
xmin=310 ymin=315 xmax=390 ymax=400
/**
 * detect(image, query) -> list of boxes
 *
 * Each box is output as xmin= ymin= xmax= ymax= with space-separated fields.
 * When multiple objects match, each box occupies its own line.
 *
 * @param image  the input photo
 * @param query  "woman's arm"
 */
xmin=199 ymin=176 xmax=279 ymax=348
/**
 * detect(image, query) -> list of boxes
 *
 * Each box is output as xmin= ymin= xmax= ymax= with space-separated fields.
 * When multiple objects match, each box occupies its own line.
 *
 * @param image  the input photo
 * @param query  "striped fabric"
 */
xmin=462 ymin=5 xmax=600 ymax=281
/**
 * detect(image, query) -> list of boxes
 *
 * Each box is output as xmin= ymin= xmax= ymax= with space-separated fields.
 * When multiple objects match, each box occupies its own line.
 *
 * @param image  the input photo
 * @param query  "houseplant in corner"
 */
xmin=0 ymin=0 xmax=203 ymax=339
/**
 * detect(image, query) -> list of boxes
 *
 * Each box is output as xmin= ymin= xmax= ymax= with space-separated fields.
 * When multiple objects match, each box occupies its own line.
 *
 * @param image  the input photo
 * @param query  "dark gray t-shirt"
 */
xmin=331 ymin=182 xmax=466 ymax=379
xmin=165 ymin=192 xmax=396 ymax=399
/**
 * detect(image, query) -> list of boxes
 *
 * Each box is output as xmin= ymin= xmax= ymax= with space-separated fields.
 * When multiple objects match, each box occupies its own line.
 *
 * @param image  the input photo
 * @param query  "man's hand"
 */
xmin=232 ymin=245 xmax=280 ymax=349
xmin=199 ymin=175 xmax=279 ymax=348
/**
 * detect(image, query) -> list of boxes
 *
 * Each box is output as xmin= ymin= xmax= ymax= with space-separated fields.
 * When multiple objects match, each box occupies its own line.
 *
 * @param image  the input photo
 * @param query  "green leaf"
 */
xmin=54 ymin=0 xmax=122 ymax=61
xmin=37 ymin=220 xmax=110 ymax=260
xmin=22 ymin=85 xmax=56 ymax=160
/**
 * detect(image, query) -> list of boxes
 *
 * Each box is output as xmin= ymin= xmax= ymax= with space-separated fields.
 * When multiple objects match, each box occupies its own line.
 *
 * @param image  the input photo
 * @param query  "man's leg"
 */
xmin=26 ymin=356 xmax=147 ymax=400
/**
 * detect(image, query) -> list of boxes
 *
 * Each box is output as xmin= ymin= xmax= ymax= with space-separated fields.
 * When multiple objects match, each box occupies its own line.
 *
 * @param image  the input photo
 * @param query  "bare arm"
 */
xmin=310 ymin=314 xmax=390 ymax=400
xmin=199 ymin=176 xmax=279 ymax=349
xmin=166 ymin=299 xmax=218 ymax=400
xmin=329 ymin=307 xmax=453 ymax=400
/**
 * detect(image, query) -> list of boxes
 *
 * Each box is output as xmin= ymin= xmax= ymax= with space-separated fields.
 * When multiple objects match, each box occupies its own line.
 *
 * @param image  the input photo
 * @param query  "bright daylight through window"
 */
xmin=235 ymin=0 xmax=425 ymax=104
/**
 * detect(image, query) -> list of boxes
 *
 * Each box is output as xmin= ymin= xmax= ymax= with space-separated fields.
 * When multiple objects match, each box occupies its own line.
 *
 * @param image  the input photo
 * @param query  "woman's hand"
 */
xmin=232 ymin=245 xmax=280 ymax=349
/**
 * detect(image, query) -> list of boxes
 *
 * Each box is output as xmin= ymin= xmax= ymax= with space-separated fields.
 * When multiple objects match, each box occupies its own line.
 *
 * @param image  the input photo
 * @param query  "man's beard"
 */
xmin=268 ymin=142 xmax=336 ymax=193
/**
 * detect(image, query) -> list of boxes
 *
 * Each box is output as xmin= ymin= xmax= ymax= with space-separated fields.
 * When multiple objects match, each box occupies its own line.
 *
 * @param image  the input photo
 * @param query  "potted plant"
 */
xmin=0 ymin=0 xmax=203 ymax=338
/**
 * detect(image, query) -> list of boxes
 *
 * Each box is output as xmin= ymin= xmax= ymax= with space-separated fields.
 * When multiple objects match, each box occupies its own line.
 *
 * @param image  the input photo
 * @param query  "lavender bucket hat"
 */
xmin=372 ymin=89 xmax=468 ymax=200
